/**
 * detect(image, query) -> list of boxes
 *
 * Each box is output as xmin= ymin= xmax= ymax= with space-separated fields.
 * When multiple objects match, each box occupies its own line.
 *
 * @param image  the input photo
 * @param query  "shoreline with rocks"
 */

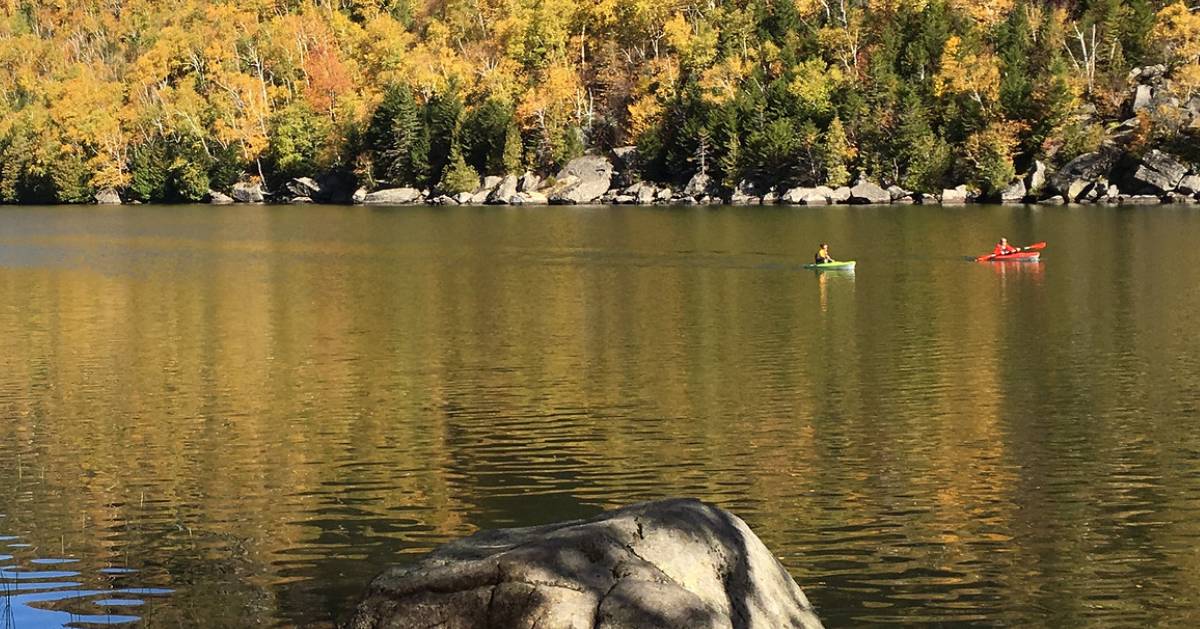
xmin=90 ymin=143 xmax=1200 ymax=210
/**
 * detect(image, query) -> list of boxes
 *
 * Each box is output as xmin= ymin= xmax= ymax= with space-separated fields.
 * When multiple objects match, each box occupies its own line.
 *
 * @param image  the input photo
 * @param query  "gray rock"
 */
xmin=1066 ymin=179 xmax=1091 ymax=203
xmin=1119 ymin=195 xmax=1163 ymax=205
xmin=655 ymin=187 xmax=673 ymax=202
xmin=231 ymin=181 xmax=266 ymax=203
xmin=1129 ymin=64 xmax=1167 ymax=85
xmin=350 ymin=499 xmax=823 ymax=629
xmin=1025 ymin=160 xmax=1048 ymax=194
xmin=208 ymin=190 xmax=234 ymax=205
xmin=352 ymin=187 xmax=368 ymax=204
xmin=518 ymin=172 xmax=541 ymax=193
xmin=286 ymin=177 xmax=321 ymax=199
xmin=1134 ymin=150 xmax=1188 ymax=192
xmin=614 ymin=194 xmax=636 ymax=204
xmin=829 ymin=186 xmax=852 ymax=203
xmin=849 ymin=180 xmax=890 ymax=204
xmin=1000 ymin=180 xmax=1027 ymax=203
xmin=1177 ymin=174 xmax=1200 ymax=195
xmin=1038 ymin=196 xmax=1066 ymax=205
xmin=550 ymin=155 xmax=614 ymax=204
xmin=363 ymin=187 xmax=423 ymax=205
xmin=487 ymin=174 xmax=520 ymax=204
xmin=1133 ymin=84 xmax=1154 ymax=112
xmin=428 ymin=194 xmax=458 ymax=205
xmin=1169 ymin=193 xmax=1197 ymax=205
xmin=288 ymin=196 xmax=314 ymax=204
xmin=886 ymin=185 xmax=911 ymax=202
xmin=682 ymin=172 xmax=711 ymax=198
xmin=761 ymin=191 xmax=779 ymax=205
xmin=730 ymin=180 xmax=761 ymax=205
xmin=1051 ymin=150 xmax=1118 ymax=194
xmin=777 ymin=187 xmax=806 ymax=204
xmin=522 ymin=191 xmax=549 ymax=204
xmin=94 ymin=188 xmax=121 ymax=205
xmin=453 ymin=192 xmax=474 ymax=205
xmin=941 ymin=186 xmax=969 ymax=204
xmin=636 ymin=184 xmax=657 ymax=205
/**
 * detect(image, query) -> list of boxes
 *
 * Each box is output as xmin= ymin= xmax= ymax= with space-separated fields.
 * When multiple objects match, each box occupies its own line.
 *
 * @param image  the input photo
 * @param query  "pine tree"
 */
xmin=366 ymin=84 xmax=430 ymax=187
xmin=440 ymin=140 xmax=480 ymax=194
xmin=502 ymin=121 xmax=523 ymax=175
xmin=820 ymin=117 xmax=854 ymax=188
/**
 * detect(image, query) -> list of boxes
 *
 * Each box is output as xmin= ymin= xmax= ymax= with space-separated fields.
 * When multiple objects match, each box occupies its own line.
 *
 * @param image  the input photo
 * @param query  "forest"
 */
xmin=0 ymin=0 xmax=1198 ymax=203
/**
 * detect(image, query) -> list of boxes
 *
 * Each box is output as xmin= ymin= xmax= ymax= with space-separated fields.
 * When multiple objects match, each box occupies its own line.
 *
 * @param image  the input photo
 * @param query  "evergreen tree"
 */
xmin=502 ymin=121 xmax=524 ymax=175
xmin=425 ymin=90 xmax=464 ymax=187
xmin=440 ymin=140 xmax=480 ymax=194
xmin=366 ymin=84 xmax=429 ymax=187
xmin=820 ymin=117 xmax=854 ymax=188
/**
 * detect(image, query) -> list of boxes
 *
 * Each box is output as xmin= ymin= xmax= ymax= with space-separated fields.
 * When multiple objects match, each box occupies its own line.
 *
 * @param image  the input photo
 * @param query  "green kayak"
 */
xmin=804 ymin=260 xmax=856 ymax=270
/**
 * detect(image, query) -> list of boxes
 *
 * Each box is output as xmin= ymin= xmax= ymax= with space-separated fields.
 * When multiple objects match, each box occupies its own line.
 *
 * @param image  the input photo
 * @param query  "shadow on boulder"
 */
xmin=347 ymin=498 xmax=823 ymax=629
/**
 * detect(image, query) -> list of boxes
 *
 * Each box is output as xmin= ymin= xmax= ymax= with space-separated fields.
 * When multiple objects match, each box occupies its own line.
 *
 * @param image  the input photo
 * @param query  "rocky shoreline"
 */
xmin=152 ymin=145 xmax=1199 ymax=210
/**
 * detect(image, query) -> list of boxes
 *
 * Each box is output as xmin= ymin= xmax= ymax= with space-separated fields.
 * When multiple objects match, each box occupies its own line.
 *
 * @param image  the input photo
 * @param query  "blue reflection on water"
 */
xmin=0 ymin=534 xmax=170 ymax=628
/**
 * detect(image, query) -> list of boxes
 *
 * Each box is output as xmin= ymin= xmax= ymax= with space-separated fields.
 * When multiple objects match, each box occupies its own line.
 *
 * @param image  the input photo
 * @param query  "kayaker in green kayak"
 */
xmin=814 ymin=243 xmax=834 ymax=264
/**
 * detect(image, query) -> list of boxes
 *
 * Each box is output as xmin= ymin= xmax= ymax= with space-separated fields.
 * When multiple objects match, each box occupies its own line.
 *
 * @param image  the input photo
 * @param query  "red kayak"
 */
xmin=978 ymin=251 xmax=1040 ymax=262
xmin=974 ymin=241 xmax=1046 ymax=262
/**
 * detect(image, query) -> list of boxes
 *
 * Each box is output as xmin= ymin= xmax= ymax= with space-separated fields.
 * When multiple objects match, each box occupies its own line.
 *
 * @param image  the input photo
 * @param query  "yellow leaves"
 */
xmin=867 ymin=0 xmax=928 ymax=15
xmin=699 ymin=57 xmax=749 ymax=105
xmin=517 ymin=62 xmax=582 ymax=128
xmin=788 ymin=58 xmax=843 ymax=114
xmin=949 ymin=0 xmax=1014 ymax=28
xmin=627 ymin=93 xmax=663 ymax=139
xmin=933 ymin=35 xmax=1000 ymax=106
xmin=1154 ymin=2 xmax=1200 ymax=67
xmin=48 ymin=66 xmax=129 ymax=188
xmin=664 ymin=13 xmax=718 ymax=70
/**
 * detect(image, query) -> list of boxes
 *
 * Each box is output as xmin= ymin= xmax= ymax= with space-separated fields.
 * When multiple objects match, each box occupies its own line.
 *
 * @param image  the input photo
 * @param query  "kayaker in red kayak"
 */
xmin=815 ymin=243 xmax=834 ymax=264
xmin=993 ymin=237 xmax=1018 ymax=257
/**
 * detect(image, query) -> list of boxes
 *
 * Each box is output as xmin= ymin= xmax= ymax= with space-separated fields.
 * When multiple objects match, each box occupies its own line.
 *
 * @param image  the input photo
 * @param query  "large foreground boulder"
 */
xmin=549 ymin=155 xmax=614 ymax=204
xmin=349 ymin=498 xmax=823 ymax=629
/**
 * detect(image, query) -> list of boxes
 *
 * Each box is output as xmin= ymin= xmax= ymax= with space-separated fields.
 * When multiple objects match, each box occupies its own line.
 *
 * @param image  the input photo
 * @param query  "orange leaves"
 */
xmin=303 ymin=42 xmax=353 ymax=115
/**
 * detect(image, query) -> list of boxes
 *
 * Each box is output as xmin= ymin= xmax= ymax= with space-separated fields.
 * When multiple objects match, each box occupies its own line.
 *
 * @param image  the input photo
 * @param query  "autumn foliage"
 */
xmin=0 ymin=0 xmax=1196 ymax=202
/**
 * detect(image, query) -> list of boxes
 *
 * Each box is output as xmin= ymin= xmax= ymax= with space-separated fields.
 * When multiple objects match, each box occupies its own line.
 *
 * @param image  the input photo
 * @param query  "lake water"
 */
xmin=1 ymin=203 xmax=1199 ymax=627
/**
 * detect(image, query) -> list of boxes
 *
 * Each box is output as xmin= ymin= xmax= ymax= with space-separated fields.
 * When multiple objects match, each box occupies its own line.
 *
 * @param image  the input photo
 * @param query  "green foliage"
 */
xmin=440 ymin=141 xmax=480 ymax=194
xmin=50 ymin=152 xmax=93 ymax=204
xmin=424 ymin=90 xmax=463 ymax=187
xmin=461 ymin=98 xmax=521 ymax=176
xmin=745 ymin=118 xmax=802 ymax=186
xmin=266 ymin=103 xmax=330 ymax=183
xmin=820 ymin=117 xmax=853 ymax=188
xmin=896 ymin=96 xmax=952 ymax=193
xmin=130 ymin=139 xmax=215 ymax=203
xmin=367 ymin=84 xmax=430 ymax=188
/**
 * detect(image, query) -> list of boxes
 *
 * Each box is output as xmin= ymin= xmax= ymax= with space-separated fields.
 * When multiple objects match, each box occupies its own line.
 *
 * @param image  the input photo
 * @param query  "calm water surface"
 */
xmin=2 ymin=204 xmax=1199 ymax=627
